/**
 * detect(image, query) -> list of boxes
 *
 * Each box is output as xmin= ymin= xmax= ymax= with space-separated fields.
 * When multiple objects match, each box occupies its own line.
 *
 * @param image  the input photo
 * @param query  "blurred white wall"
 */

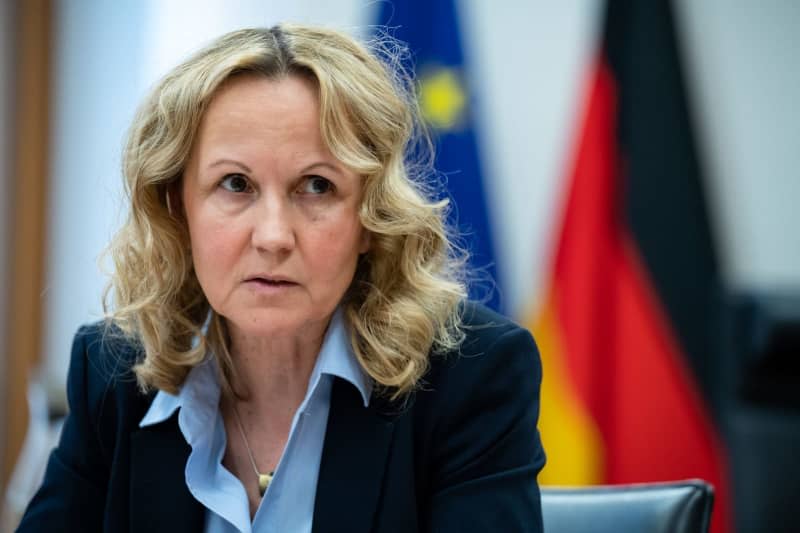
xmin=41 ymin=0 xmax=800 ymax=395
xmin=138 ymin=0 xmax=373 ymax=84
xmin=43 ymin=1 xmax=151 ymax=396
xmin=676 ymin=0 xmax=800 ymax=292
xmin=462 ymin=0 xmax=600 ymax=314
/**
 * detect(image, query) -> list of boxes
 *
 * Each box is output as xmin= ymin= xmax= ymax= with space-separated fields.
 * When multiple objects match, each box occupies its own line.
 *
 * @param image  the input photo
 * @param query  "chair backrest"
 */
xmin=541 ymin=479 xmax=714 ymax=533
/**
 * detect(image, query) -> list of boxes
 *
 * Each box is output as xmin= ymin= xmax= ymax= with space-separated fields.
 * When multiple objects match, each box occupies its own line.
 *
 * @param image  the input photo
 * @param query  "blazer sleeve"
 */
xmin=425 ymin=324 xmax=546 ymax=533
xmin=17 ymin=326 xmax=111 ymax=532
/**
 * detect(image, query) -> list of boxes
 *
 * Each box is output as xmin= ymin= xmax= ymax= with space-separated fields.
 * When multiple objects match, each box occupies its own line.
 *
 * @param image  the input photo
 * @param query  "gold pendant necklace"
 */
xmin=231 ymin=404 xmax=274 ymax=497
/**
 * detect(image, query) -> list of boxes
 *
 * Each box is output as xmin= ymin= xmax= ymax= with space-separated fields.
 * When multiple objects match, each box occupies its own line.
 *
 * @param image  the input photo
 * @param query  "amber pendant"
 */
xmin=258 ymin=473 xmax=273 ymax=496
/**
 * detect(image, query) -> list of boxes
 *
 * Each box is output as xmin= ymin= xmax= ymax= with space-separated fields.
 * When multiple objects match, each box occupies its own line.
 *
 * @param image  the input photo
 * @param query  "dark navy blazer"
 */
xmin=17 ymin=302 xmax=545 ymax=532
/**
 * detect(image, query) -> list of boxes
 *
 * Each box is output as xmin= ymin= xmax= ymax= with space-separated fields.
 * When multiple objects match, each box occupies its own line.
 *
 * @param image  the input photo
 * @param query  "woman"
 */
xmin=18 ymin=24 xmax=545 ymax=533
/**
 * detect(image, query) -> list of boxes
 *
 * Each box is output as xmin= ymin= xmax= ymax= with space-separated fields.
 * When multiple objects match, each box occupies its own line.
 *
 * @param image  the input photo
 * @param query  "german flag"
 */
xmin=530 ymin=2 xmax=731 ymax=532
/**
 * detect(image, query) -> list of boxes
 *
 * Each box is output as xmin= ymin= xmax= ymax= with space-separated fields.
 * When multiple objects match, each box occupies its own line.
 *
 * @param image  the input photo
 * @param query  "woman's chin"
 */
xmin=223 ymin=310 xmax=332 ymax=341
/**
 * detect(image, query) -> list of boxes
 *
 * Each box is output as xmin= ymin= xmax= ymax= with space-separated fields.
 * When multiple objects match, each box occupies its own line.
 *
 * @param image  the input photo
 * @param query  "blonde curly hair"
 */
xmin=105 ymin=24 xmax=466 ymax=400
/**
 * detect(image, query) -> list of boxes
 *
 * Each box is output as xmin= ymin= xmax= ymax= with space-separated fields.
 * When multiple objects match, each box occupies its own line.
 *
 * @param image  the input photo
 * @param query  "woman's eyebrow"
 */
xmin=209 ymin=159 xmax=253 ymax=173
xmin=299 ymin=161 xmax=342 ymax=175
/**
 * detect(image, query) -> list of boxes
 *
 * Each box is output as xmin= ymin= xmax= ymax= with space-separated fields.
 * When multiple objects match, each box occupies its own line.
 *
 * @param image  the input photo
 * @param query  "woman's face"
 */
xmin=182 ymin=74 xmax=369 ymax=340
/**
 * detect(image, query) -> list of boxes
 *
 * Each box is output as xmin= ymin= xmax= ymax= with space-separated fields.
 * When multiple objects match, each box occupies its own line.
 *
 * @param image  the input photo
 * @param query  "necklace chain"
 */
xmin=231 ymin=402 xmax=273 ymax=497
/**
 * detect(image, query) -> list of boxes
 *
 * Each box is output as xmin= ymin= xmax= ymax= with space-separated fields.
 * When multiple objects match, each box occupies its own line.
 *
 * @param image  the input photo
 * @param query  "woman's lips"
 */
xmin=243 ymin=278 xmax=299 ymax=294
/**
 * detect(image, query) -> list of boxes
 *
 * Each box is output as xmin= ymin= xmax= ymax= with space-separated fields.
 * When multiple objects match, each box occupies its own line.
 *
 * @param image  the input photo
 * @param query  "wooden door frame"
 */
xmin=2 ymin=0 xmax=52 ymax=492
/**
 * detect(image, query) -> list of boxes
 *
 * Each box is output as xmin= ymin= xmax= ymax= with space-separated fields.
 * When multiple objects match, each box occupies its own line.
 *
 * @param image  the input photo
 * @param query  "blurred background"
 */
xmin=0 ymin=0 xmax=797 ymax=532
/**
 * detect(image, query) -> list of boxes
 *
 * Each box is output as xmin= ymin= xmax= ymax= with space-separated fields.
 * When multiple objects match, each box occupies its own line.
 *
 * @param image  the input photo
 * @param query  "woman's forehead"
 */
xmin=198 ymin=76 xmax=322 ymax=145
xmin=188 ymin=75 xmax=352 ymax=175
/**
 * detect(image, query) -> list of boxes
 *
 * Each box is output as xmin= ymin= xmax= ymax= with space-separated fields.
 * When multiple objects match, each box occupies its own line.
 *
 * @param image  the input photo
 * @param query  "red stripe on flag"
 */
xmin=550 ymin=57 xmax=730 ymax=532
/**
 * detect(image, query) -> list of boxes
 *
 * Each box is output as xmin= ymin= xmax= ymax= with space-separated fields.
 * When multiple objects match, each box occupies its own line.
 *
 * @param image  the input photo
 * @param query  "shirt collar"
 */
xmin=315 ymin=307 xmax=372 ymax=407
xmin=139 ymin=307 xmax=372 ymax=428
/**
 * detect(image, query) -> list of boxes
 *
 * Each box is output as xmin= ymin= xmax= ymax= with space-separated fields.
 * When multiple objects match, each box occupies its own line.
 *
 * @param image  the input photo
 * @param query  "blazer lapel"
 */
xmin=129 ymin=413 xmax=204 ymax=533
xmin=313 ymin=378 xmax=396 ymax=533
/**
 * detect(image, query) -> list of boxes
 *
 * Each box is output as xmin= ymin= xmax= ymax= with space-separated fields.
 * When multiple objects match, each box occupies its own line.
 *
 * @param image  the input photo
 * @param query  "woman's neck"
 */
xmin=226 ymin=320 xmax=328 ymax=416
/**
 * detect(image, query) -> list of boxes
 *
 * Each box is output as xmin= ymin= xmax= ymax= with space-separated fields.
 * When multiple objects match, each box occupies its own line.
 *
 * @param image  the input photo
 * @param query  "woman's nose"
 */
xmin=250 ymin=197 xmax=296 ymax=254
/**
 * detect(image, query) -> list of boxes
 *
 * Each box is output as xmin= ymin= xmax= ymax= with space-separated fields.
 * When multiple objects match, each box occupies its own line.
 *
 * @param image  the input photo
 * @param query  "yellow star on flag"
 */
xmin=419 ymin=67 xmax=466 ymax=131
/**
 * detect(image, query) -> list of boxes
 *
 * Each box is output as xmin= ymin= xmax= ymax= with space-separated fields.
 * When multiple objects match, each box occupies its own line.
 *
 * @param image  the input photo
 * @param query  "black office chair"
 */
xmin=541 ymin=479 xmax=714 ymax=533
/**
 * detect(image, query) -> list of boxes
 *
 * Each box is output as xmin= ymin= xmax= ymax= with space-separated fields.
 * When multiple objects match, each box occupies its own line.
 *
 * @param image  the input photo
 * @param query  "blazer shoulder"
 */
xmin=424 ymin=300 xmax=541 ymax=404
xmin=72 ymin=321 xmax=143 ymax=397
xmin=16 ymin=323 xmax=152 ymax=531
xmin=67 ymin=321 xmax=150 ymax=446
xmin=441 ymin=301 xmax=540 ymax=383
xmin=409 ymin=301 xmax=545 ymax=529
xmin=457 ymin=300 xmax=533 ymax=355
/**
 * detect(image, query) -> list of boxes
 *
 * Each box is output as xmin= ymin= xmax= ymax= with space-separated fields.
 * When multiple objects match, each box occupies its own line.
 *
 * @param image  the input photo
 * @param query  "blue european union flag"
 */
xmin=376 ymin=0 xmax=503 ymax=312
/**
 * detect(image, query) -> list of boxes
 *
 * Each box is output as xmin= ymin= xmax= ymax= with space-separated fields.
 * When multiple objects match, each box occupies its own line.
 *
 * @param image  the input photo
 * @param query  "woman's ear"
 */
xmin=359 ymin=229 xmax=371 ymax=254
xmin=165 ymin=181 xmax=183 ymax=218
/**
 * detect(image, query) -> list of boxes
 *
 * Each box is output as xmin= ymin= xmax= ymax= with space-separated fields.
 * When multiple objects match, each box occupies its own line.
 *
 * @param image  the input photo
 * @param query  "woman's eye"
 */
xmin=218 ymin=174 xmax=252 ymax=193
xmin=300 ymin=175 xmax=334 ymax=195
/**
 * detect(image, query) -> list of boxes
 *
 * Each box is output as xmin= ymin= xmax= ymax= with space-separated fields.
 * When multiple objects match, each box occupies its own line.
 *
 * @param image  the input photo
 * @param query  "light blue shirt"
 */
xmin=139 ymin=310 xmax=372 ymax=533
